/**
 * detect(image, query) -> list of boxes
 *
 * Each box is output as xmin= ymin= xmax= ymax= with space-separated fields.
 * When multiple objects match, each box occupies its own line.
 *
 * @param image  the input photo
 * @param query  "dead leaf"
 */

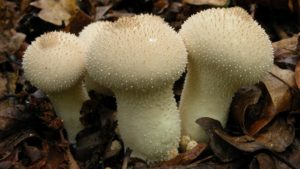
xmin=64 ymin=9 xmax=92 ymax=34
xmin=23 ymin=142 xmax=43 ymax=163
xmin=159 ymin=143 xmax=207 ymax=167
xmin=0 ymin=1 xmax=18 ymax=31
xmin=196 ymin=118 xmax=242 ymax=162
xmin=0 ymin=129 xmax=38 ymax=161
xmin=250 ymin=66 xmax=294 ymax=135
xmin=103 ymin=10 xmax=135 ymax=20
xmin=153 ymin=0 xmax=169 ymax=14
xmin=0 ymin=30 xmax=26 ymax=64
xmin=272 ymin=33 xmax=300 ymax=69
xmin=42 ymin=141 xmax=67 ymax=169
xmin=7 ymin=33 xmax=26 ymax=55
xmin=275 ymin=140 xmax=300 ymax=169
xmin=0 ymin=105 xmax=27 ymax=131
xmin=294 ymin=59 xmax=300 ymax=89
xmin=31 ymin=0 xmax=79 ymax=25
xmin=249 ymin=153 xmax=276 ymax=169
xmin=216 ymin=118 xmax=294 ymax=153
xmin=231 ymin=86 xmax=262 ymax=134
xmin=270 ymin=65 xmax=296 ymax=88
xmin=95 ymin=5 xmax=113 ymax=20
xmin=183 ymin=0 xmax=229 ymax=6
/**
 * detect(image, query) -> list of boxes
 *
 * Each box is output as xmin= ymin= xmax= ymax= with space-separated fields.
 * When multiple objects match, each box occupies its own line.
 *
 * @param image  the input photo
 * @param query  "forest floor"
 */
xmin=1 ymin=0 xmax=300 ymax=168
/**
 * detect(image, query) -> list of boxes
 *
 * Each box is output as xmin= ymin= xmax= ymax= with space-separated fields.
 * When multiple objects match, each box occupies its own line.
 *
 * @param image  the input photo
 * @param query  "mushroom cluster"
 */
xmin=85 ymin=14 xmax=187 ymax=161
xmin=22 ymin=7 xmax=274 ymax=164
xmin=179 ymin=7 xmax=273 ymax=142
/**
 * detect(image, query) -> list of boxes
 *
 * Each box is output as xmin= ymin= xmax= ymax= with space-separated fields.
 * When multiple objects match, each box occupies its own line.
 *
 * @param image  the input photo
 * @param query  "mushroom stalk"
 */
xmin=48 ymin=81 xmax=88 ymax=143
xmin=180 ymin=62 xmax=237 ymax=142
xmin=115 ymin=86 xmax=180 ymax=161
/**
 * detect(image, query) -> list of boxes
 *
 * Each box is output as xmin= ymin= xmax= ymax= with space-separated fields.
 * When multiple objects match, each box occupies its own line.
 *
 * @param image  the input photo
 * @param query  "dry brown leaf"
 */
xmin=0 ymin=129 xmax=38 ymax=161
xmin=263 ymin=66 xmax=294 ymax=114
xmin=183 ymin=0 xmax=229 ymax=6
xmin=216 ymin=118 xmax=294 ymax=152
xmin=159 ymin=143 xmax=207 ymax=167
xmin=0 ymin=30 xmax=26 ymax=63
xmin=272 ymin=33 xmax=299 ymax=56
xmin=153 ymin=0 xmax=169 ymax=14
xmin=95 ymin=5 xmax=113 ymax=20
xmin=249 ymin=66 xmax=294 ymax=135
xmin=270 ymin=65 xmax=296 ymax=88
xmin=231 ymin=86 xmax=262 ymax=134
xmin=272 ymin=33 xmax=300 ymax=69
xmin=293 ymin=59 xmax=300 ymax=89
xmin=197 ymin=118 xmax=242 ymax=162
xmin=30 ymin=0 xmax=79 ymax=25
xmin=64 ymin=10 xmax=92 ymax=34
xmin=249 ymin=153 xmax=276 ymax=169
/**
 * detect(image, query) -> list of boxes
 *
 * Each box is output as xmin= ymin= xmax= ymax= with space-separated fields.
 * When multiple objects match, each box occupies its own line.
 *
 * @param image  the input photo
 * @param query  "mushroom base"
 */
xmin=115 ymin=86 xmax=181 ymax=162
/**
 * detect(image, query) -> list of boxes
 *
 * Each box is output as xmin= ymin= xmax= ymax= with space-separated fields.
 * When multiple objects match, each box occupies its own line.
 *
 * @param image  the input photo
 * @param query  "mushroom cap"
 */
xmin=79 ymin=21 xmax=115 ymax=95
xmin=79 ymin=21 xmax=110 ymax=50
xmin=23 ymin=31 xmax=86 ymax=93
xmin=228 ymin=7 xmax=253 ymax=20
xmin=179 ymin=7 xmax=273 ymax=87
xmin=86 ymin=14 xmax=187 ymax=91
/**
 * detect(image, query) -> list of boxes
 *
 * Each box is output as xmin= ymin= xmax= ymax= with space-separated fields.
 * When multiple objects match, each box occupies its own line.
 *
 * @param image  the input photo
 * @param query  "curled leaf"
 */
xmin=216 ymin=118 xmax=294 ymax=152
xmin=196 ymin=118 xmax=242 ymax=162
xmin=272 ymin=33 xmax=300 ymax=69
xmin=231 ymin=86 xmax=262 ymax=134
xmin=250 ymin=65 xmax=294 ymax=135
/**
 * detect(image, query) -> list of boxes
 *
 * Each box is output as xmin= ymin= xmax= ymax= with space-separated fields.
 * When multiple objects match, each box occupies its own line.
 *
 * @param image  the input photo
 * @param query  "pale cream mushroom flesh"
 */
xmin=23 ymin=31 xmax=88 ymax=143
xmin=86 ymin=14 xmax=187 ymax=161
xmin=79 ymin=21 xmax=114 ymax=95
xmin=179 ymin=7 xmax=273 ymax=142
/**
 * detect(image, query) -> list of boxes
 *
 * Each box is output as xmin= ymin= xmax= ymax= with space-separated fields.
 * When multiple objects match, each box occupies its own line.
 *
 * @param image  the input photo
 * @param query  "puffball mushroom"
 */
xmin=79 ymin=21 xmax=114 ymax=95
xmin=179 ymin=7 xmax=273 ymax=142
xmin=23 ymin=31 xmax=88 ymax=143
xmin=86 ymin=14 xmax=187 ymax=161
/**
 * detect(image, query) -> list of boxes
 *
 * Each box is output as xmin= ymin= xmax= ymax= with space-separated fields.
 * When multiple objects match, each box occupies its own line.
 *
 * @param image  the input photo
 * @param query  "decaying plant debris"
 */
xmin=1 ymin=0 xmax=300 ymax=168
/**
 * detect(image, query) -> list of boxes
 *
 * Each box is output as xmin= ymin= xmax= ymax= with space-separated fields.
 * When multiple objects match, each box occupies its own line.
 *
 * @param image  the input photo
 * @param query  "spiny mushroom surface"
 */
xmin=179 ymin=7 xmax=273 ymax=142
xmin=86 ymin=14 xmax=187 ymax=161
xmin=79 ymin=21 xmax=114 ymax=95
xmin=23 ymin=31 xmax=88 ymax=143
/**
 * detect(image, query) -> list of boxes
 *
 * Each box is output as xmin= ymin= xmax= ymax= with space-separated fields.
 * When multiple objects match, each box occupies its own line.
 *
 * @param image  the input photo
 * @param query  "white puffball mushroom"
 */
xmin=179 ymin=7 xmax=273 ymax=142
xmin=79 ymin=21 xmax=114 ymax=96
xmin=23 ymin=31 xmax=89 ymax=143
xmin=86 ymin=14 xmax=187 ymax=161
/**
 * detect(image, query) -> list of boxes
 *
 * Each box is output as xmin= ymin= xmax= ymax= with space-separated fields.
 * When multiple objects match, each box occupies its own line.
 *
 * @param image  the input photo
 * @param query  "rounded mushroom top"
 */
xmin=79 ymin=21 xmax=110 ymax=49
xmin=23 ymin=31 xmax=86 ymax=93
xmin=87 ymin=14 xmax=187 ymax=91
xmin=179 ymin=7 xmax=273 ymax=86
